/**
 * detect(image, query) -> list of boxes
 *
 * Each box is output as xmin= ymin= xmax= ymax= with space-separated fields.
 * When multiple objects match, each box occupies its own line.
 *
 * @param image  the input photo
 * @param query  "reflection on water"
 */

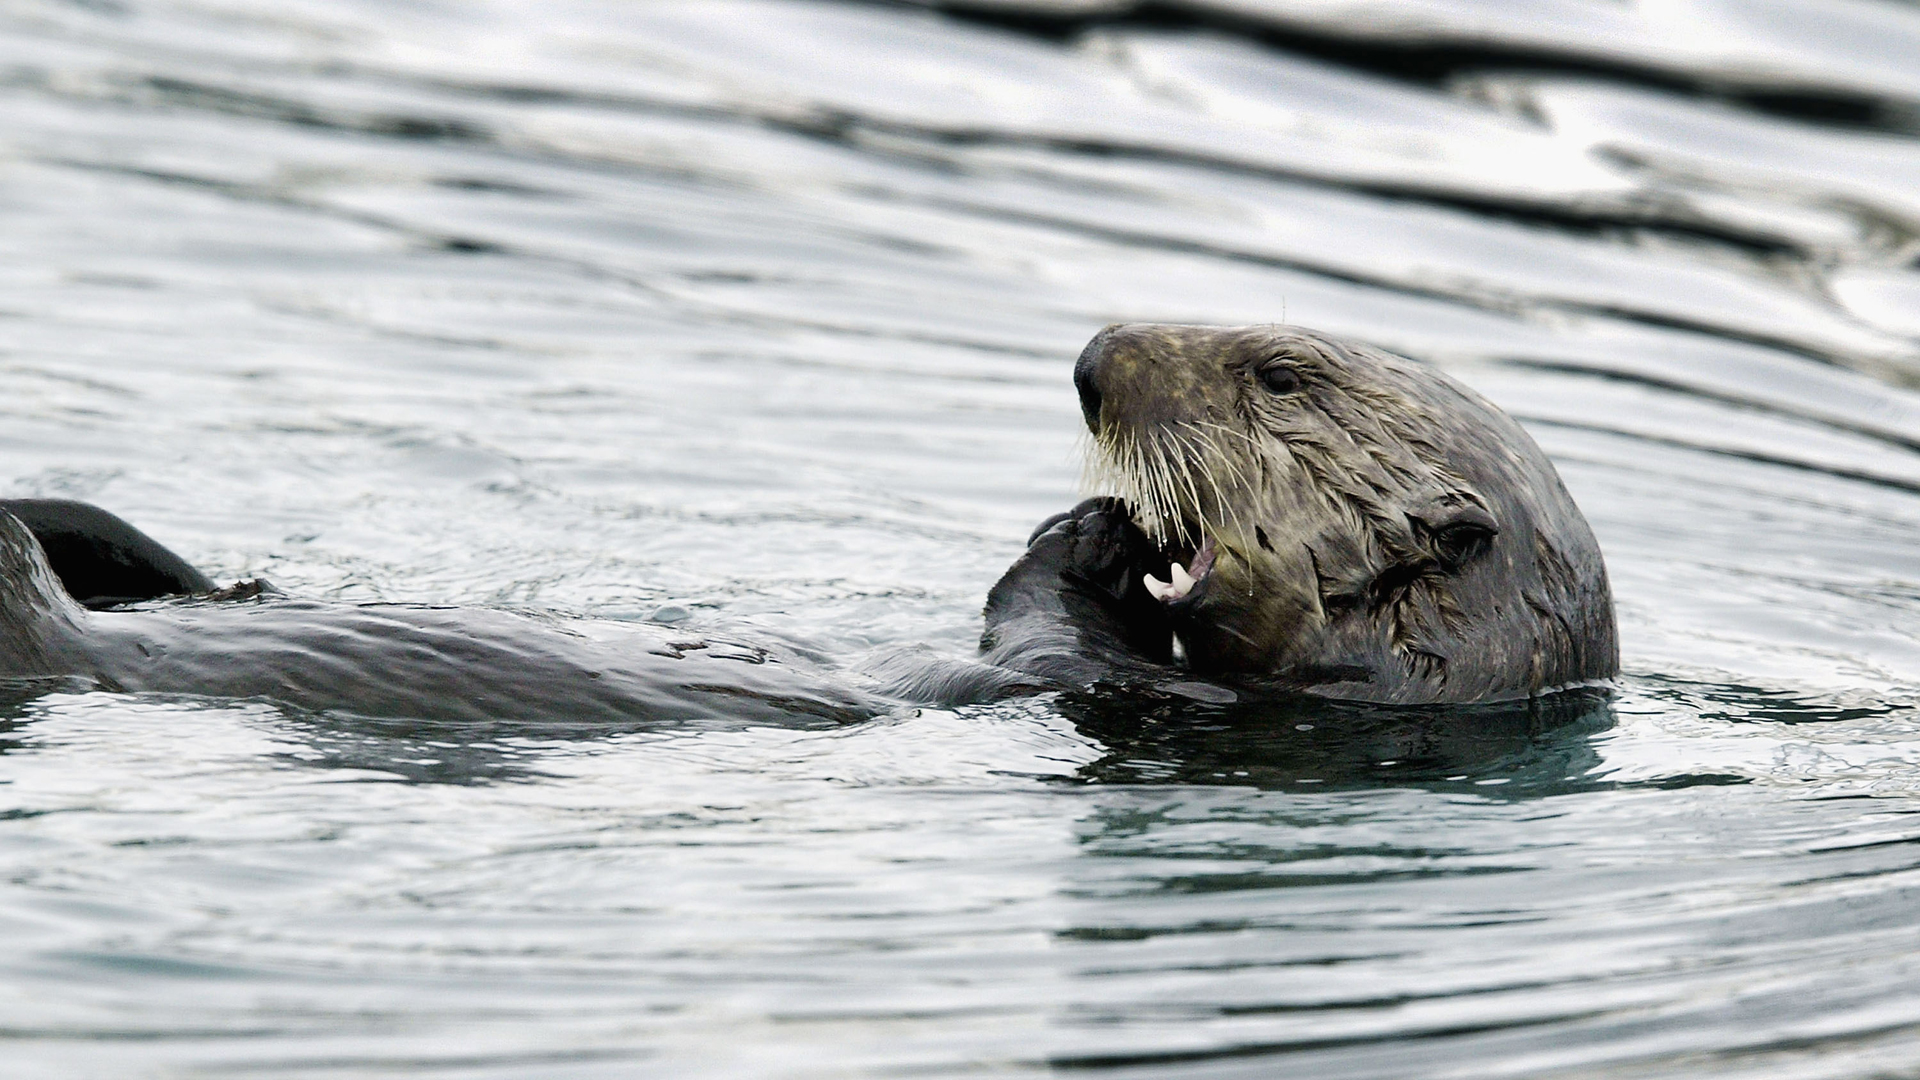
xmin=3 ymin=0 xmax=1920 ymax=1075
xmin=1061 ymin=687 xmax=1621 ymax=794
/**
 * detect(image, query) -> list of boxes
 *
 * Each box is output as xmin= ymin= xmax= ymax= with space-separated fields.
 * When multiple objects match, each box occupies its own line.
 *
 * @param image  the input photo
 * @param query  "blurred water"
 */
xmin=3 ymin=0 xmax=1920 ymax=1075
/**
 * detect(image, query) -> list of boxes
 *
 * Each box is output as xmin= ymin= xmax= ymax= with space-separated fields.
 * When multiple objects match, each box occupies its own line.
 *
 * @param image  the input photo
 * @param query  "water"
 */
xmin=3 ymin=0 xmax=1920 ymax=1074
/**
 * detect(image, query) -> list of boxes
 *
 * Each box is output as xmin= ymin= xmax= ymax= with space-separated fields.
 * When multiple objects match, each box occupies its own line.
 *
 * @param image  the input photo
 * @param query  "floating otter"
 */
xmin=0 ymin=325 xmax=1614 ymax=721
xmin=980 ymin=324 xmax=1618 ymax=705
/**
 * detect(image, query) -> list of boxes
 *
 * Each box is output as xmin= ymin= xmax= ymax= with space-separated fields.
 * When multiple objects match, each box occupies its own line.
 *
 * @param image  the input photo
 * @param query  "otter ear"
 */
xmin=1407 ymin=501 xmax=1499 ymax=572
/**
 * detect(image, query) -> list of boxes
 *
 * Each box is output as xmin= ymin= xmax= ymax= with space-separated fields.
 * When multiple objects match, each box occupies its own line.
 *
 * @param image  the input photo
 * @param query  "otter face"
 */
xmin=1075 ymin=323 xmax=1614 ymax=702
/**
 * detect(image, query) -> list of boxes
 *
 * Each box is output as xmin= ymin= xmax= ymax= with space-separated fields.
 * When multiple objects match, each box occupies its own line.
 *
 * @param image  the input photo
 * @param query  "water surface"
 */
xmin=4 ymin=0 xmax=1920 ymax=1075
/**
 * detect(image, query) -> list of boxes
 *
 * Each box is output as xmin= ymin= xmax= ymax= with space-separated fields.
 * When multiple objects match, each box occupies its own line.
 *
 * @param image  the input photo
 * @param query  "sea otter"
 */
xmin=0 ymin=325 xmax=1614 ymax=720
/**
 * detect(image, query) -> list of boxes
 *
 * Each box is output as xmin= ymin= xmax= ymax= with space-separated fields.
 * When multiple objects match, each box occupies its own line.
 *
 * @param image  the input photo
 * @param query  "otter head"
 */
xmin=1075 ymin=323 xmax=1615 ymax=703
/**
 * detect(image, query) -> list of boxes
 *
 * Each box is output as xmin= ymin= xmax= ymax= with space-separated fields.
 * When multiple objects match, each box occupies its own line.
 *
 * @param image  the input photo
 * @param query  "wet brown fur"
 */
xmin=1077 ymin=323 xmax=1617 ymax=704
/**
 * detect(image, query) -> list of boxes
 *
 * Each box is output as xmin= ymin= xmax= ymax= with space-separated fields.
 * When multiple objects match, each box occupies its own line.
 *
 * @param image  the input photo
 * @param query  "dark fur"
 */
xmin=0 ymin=508 xmax=878 ymax=726
xmin=986 ymin=324 xmax=1618 ymax=705
xmin=0 ymin=500 xmax=213 ymax=608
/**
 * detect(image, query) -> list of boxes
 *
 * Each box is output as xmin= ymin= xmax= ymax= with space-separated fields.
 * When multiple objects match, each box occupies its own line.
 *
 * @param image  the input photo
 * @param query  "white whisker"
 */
xmin=1082 ymin=414 xmax=1264 ymax=550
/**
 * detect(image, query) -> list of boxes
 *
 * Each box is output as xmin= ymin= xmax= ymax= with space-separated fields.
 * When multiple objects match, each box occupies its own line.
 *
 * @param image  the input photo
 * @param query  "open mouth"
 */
xmin=1142 ymin=529 xmax=1217 ymax=605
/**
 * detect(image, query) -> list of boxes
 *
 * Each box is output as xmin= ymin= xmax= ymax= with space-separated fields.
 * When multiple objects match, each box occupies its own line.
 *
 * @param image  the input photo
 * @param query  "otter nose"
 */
xmin=1073 ymin=331 xmax=1109 ymax=433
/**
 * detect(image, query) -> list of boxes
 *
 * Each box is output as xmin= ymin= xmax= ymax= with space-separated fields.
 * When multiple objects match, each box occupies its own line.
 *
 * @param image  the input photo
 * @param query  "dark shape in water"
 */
xmin=0 ymin=499 xmax=213 ymax=609
xmin=1056 ymin=683 xmax=1617 ymax=794
xmin=0 ymin=508 xmax=878 ymax=729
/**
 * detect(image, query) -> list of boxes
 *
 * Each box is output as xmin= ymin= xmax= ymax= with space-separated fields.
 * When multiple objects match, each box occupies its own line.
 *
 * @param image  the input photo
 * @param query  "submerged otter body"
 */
xmin=0 ymin=325 xmax=1613 ymax=720
xmin=0 ymin=508 xmax=878 ymax=727
xmin=982 ymin=324 xmax=1617 ymax=705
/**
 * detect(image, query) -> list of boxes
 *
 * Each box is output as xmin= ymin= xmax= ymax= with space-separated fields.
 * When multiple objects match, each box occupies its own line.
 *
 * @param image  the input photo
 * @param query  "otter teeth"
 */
xmin=1144 ymin=563 xmax=1197 ymax=602
xmin=1170 ymin=562 xmax=1196 ymax=593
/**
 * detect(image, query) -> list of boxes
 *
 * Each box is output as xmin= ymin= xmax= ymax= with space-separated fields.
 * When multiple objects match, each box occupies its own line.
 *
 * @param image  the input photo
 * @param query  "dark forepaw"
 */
xmin=1022 ymin=497 xmax=1161 ymax=600
xmin=985 ymin=497 xmax=1172 ymax=664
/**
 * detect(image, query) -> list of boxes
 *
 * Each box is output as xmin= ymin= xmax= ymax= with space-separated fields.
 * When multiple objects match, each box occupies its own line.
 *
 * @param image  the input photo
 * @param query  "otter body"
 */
xmin=0 ymin=509 xmax=878 ymax=727
xmin=0 ymin=325 xmax=1614 ymax=720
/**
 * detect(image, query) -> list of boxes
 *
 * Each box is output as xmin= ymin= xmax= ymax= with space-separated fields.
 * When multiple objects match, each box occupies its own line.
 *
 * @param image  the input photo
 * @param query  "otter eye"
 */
xmin=1258 ymin=365 xmax=1303 ymax=395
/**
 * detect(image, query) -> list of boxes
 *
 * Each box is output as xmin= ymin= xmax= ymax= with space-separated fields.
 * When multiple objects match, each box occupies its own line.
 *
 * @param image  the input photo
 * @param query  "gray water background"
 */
xmin=4 ymin=0 xmax=1920 ymax=1075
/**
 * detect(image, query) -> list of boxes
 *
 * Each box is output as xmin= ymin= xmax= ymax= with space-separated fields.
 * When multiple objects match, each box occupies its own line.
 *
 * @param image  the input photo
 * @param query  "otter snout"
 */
xmin=1073 ymin=324 xmax=1234 ymax=436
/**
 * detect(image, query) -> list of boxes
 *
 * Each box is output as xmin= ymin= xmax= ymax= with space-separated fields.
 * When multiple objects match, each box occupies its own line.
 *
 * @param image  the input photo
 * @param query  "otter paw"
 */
xmin=1021 ymin=497 xmax=1161 ymax=600
xmin=984 ymin=497 xmax=1174 ymax=673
